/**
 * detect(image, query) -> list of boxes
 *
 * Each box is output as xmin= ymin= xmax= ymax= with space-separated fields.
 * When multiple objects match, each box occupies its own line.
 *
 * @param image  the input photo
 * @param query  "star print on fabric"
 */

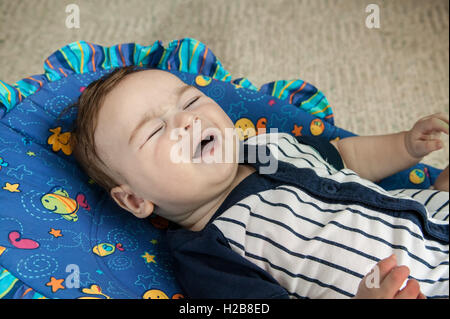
xmin=6 ymin=164 xmax=32 ymax=180
xmin=141 ymin=252 xmax=156 ymax=264
xmin=227 ymin=101 xmax=248 ymax=122
xmin=268 ymin=113 xmax=288 ymax=131
xmin=268 ymin=99 xmax=276 ymax=106
xmin=150 ymin=239 xmax=158 ymax=245
xmin=48 ymin=228 xmax=62 ymax=238
xmin=291 ymin=124 xmax=303 ymax=137
xmin=2 ymin=182 xmax=20 ymax=192
xmin=26 ymin=151 xmax=36 ymax=156
xmin=135 ymin=274 xmax=160 ymax=290
xmin=45 ymin=277 xmax=65 ymax=293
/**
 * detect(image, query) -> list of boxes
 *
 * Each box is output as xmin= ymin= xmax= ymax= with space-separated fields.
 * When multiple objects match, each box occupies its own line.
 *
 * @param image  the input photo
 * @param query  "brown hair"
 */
xmin=59 ymin=66 xmax=150 ymax=193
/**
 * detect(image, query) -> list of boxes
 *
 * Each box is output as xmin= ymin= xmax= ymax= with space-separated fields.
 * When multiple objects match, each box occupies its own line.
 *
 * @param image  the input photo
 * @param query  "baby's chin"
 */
xmin=192 ymin=159 xmax=239 ymax=185
xmin=199 ymin=163 xmax=239 ymax=206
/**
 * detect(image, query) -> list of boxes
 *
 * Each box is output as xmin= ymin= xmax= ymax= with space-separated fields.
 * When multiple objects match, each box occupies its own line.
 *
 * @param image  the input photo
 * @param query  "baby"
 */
xmin=66 ymin=66 xmax=449 ymax=299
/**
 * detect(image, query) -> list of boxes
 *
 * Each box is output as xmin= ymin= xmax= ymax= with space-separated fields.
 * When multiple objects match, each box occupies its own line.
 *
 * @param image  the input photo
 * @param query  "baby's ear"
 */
xmin=110 ymin=185 xmax=154 ymax=218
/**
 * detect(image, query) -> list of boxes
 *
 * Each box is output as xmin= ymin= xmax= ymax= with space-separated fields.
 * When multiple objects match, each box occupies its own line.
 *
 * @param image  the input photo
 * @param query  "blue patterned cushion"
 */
xmin=0 ymin=38 xmax=441 ymax=299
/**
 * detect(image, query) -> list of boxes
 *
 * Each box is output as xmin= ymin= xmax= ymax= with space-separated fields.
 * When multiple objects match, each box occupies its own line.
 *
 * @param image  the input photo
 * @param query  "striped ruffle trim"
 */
xmin=0 ymin=267 xmax=46 ymax=299
xmin=0 ymin=37 xmax=333 ymax=123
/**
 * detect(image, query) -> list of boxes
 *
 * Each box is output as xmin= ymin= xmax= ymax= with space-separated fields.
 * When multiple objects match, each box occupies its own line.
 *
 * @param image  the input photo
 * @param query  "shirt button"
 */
xmin=323 ymin=182 xmax=339 ymax=194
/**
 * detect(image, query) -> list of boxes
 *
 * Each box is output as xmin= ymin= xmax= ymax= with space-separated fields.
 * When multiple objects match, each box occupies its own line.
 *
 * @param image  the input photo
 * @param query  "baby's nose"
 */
xmin=184 ymin=116 xmax=199 ymax=130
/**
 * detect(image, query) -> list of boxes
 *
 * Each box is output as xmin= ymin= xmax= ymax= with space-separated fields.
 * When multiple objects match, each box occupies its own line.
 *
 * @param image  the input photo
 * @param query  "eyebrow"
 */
xmin=128 ymin=84 xmax=193 ymax=146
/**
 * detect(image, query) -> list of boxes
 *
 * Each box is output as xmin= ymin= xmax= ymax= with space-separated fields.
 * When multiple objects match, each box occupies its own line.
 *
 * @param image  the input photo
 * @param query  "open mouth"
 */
xmin=193 ymin=129 xmax=218 ymax=160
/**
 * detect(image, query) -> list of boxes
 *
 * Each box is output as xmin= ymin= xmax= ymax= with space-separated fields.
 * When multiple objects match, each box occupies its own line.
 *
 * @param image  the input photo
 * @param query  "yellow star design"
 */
xmin=150 ymin=239 xmax=158 ymax=245
xmin=26 ymin=151 xmax=36 ymax=156
xmin=3 ymin=182 xmax=20 ymax=193
xmin=141 ymin=252 xmax=156 ymax=264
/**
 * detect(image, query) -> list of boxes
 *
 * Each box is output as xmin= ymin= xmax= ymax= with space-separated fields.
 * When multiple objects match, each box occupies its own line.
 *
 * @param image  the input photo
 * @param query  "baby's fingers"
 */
xmin=419 ymin=112 xmax=449 ymax=125
xmin=433 ymin=112 xmax=449 ymax=125
xmin=379 ymin=265 xmax=410 ymax=298
xmin=432 ymin=117 xmax=448 ymax=135
xmin=394 ymin=279 xmax=422 ymax=299
xmin=417 ymin=292 xmax=427 ymax=299
xmin=418 ymin=114 xmax=449 ymax=135
xmin=376 ymin=254 xmax=398 ymax=282
xmin=420 ymin=138 xmax=444 ymax=152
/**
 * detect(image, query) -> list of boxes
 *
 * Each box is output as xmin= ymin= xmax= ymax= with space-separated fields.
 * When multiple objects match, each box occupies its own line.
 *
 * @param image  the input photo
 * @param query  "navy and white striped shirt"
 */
xmin=167 ymin=133 xmax=449 ymax=299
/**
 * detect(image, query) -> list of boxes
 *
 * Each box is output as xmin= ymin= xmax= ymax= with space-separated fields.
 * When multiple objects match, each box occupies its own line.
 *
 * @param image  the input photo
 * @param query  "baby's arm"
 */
xmin=354 ymin=254 xmax=426 ymax=299
xmin=330 ymin=113 xmax=449 ymax=183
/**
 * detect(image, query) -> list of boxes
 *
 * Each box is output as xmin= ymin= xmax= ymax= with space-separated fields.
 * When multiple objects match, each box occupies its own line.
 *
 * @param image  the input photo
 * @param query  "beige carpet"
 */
xmin=0 ymin=0 xmax=448 ymax=168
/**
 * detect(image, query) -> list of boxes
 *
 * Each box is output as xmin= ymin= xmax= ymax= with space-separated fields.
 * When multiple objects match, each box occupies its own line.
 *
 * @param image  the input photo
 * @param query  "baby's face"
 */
xmin=94 ymin=69 xmax=239 ymax=222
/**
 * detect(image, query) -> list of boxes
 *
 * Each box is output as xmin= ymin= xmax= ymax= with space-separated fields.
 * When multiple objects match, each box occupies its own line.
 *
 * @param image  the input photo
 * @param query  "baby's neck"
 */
xmin=184 ymin=164 xmax=256 ymax=231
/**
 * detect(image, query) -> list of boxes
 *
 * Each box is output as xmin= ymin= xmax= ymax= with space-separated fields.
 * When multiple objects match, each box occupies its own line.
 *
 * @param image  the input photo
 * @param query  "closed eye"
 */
xmin=184 ymin=96 xmax=200 ymax=109
xmin=149 ymin=127 xmax=162 ymax=139
xmin=141 ymin=124 xmax=164 ymax=147
xmin=141 ymin=96 xmax=199 ymax=148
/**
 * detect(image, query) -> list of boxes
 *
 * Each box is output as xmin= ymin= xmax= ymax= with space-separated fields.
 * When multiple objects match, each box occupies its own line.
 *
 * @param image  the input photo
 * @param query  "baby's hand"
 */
xmin=354 ymin=254 xmax=426 ymax=299
xmin=405 ymin=113 xmax=449 ymax=159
